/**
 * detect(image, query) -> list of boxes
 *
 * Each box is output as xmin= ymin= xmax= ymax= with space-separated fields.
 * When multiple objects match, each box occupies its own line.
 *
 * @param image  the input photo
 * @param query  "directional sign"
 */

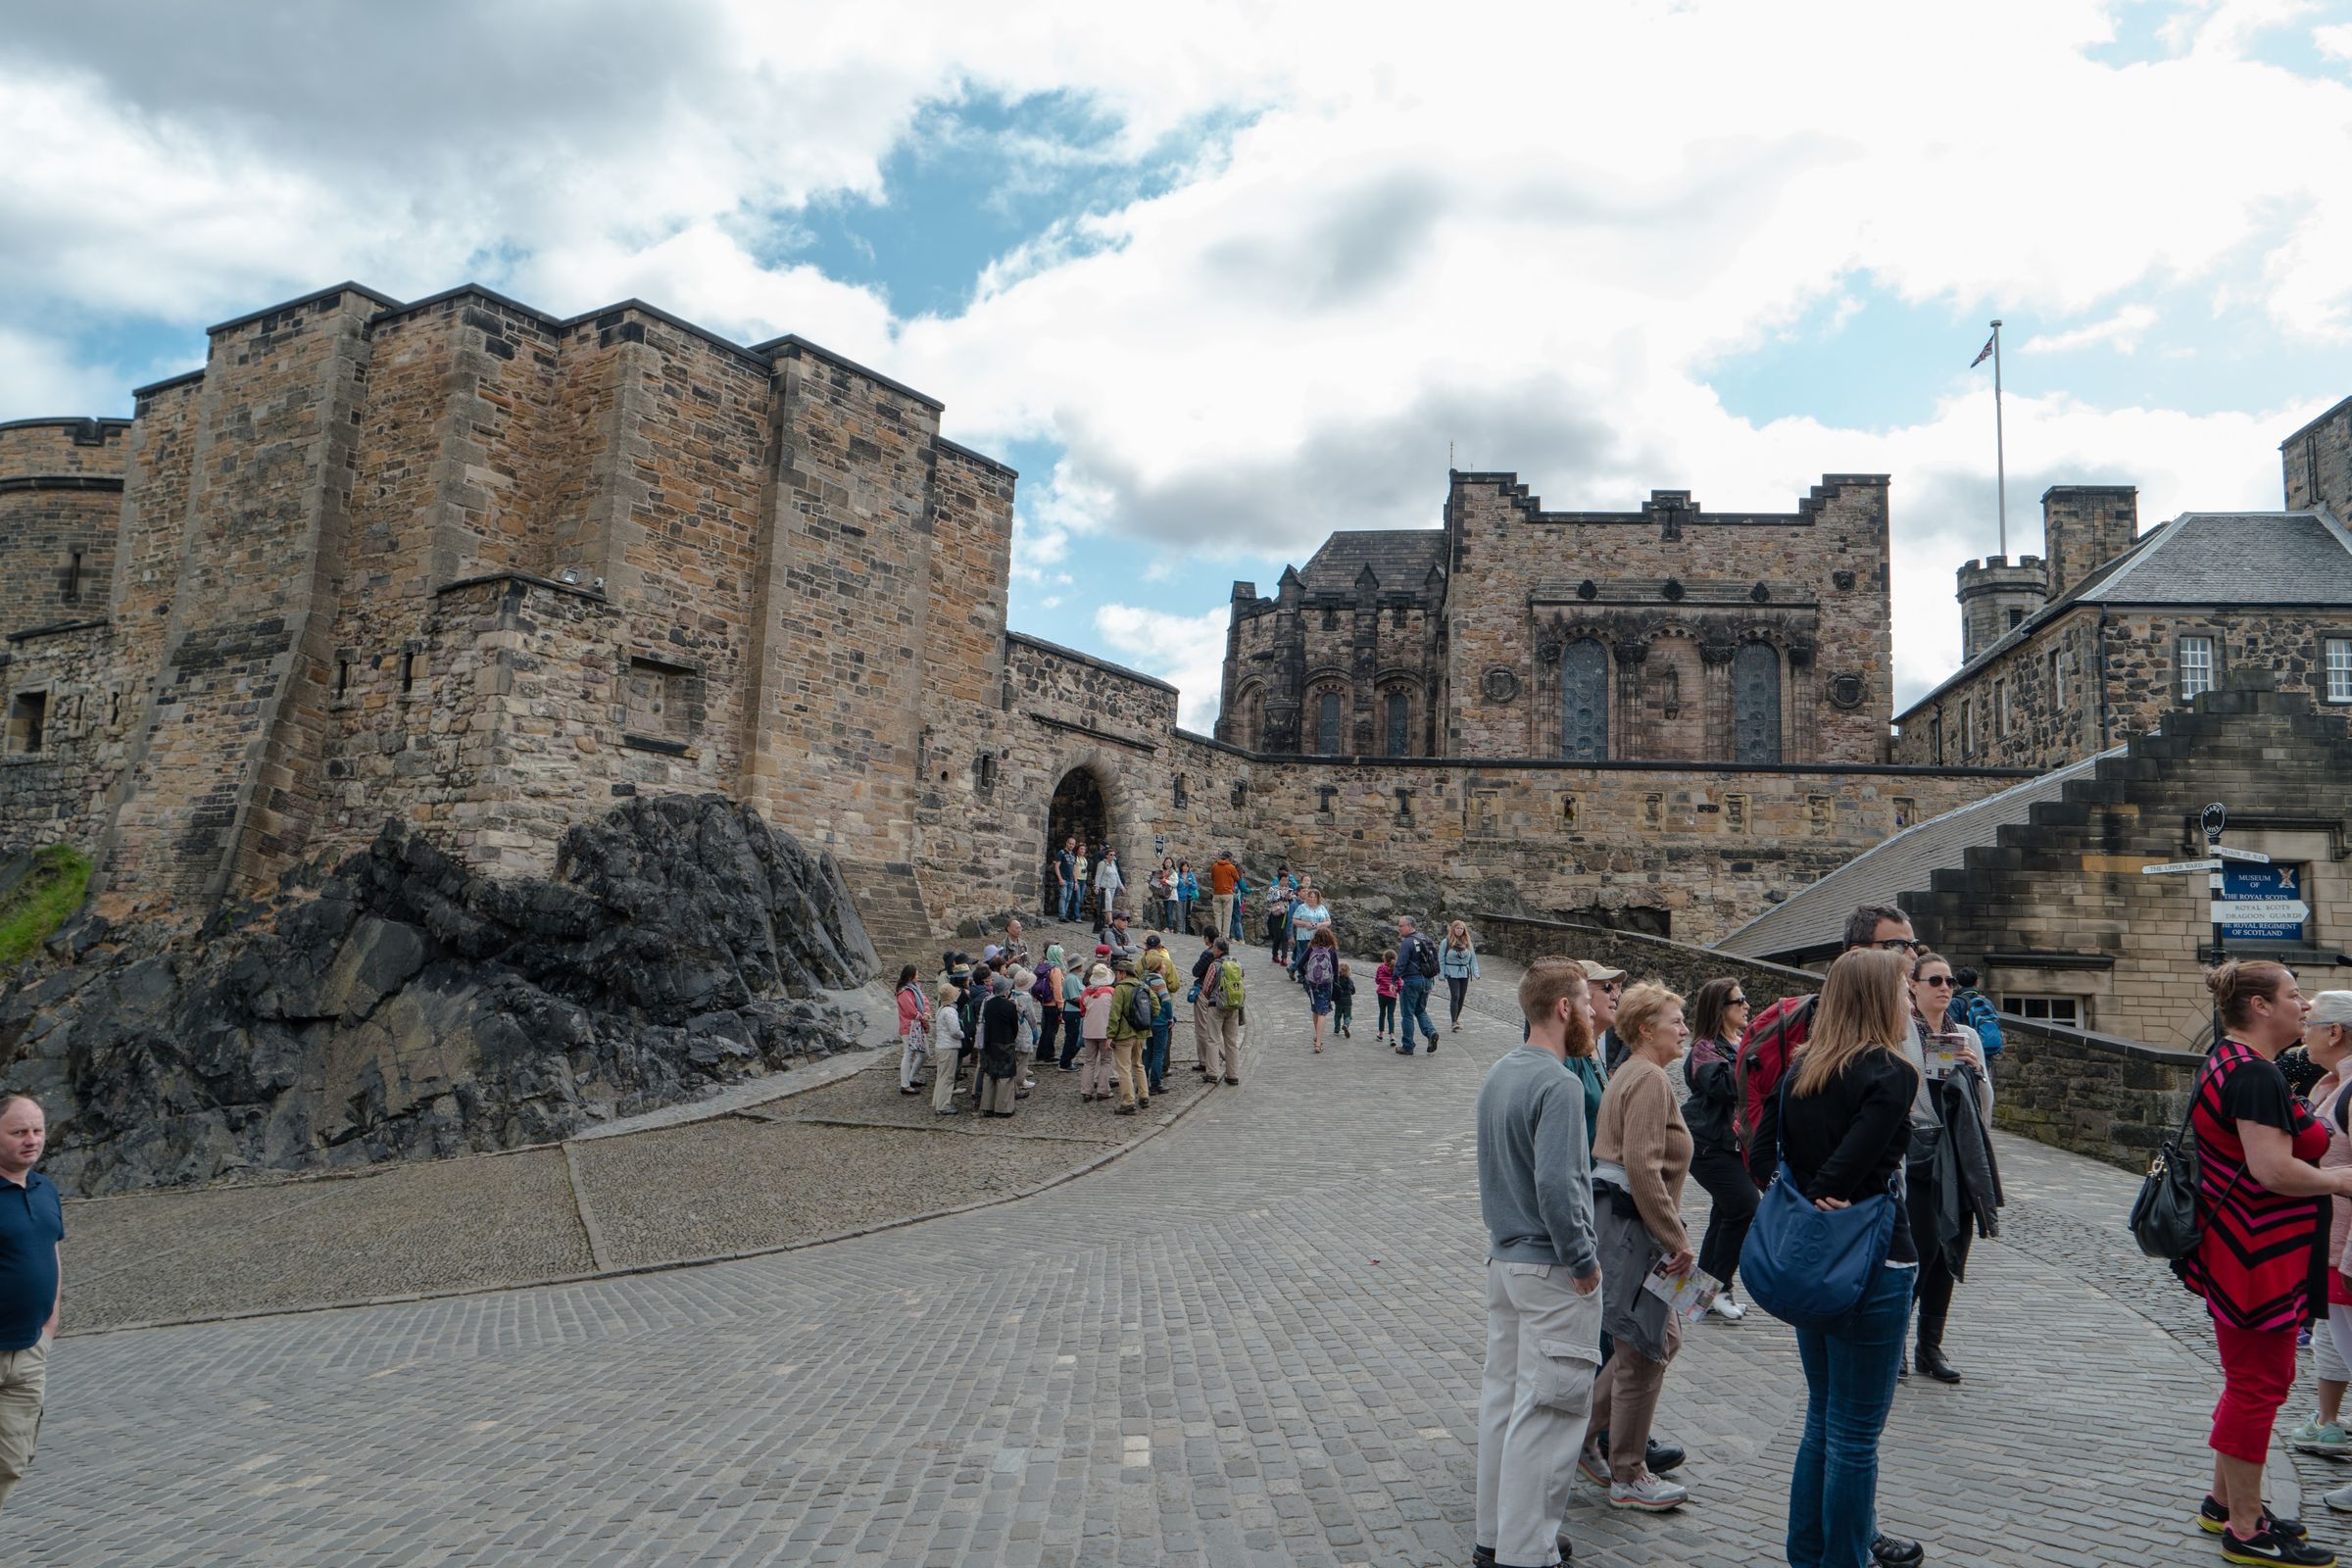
xmin=2142 ymin=859 xmax=2220 ymax=875
xmin=2217 ymin=862 xmax=2307 ymax=939
xmin=2215 ymin=846 xmax=2274 ymax=864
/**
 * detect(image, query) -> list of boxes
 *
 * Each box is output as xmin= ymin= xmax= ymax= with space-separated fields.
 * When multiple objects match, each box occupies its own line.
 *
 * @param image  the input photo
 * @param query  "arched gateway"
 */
xmin=1044 ymin=767 xmax=1110 ymax=916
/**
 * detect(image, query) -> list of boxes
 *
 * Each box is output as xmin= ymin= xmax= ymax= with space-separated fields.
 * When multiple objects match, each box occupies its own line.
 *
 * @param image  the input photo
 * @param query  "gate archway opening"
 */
xmin=1045 ymin=766 xmax=1110 ymax=917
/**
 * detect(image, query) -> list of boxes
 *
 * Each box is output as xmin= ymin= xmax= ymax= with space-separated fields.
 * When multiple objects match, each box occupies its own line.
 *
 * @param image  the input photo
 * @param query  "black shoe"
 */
xmin=1896 ymin=1349 xmax=1910 ymax=1380
xmin=1872 ymin=1534 xmax=1924 ymax=1567
xmin=1471 ymin=1540 xmax=1570 ymax=1567
xmin=1592 ymin=1431 xmax=1684 ymax=1476
xmin=1916 ymin=1344 xmax=1961 ymax=1384
xmin=2202 ymin=1496 xmax=2312 ymax=1540
xmin=2221 ymin=1520 xmax=2336 ymax=1566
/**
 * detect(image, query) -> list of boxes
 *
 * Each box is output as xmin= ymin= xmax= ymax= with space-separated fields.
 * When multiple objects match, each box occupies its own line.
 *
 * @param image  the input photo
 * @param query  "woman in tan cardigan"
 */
xmin=1581 ymin=981 xmax=1695 ymax=1513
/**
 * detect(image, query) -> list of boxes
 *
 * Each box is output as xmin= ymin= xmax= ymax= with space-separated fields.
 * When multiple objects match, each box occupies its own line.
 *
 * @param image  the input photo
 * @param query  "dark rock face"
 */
xmin=0 ymin=795 xmax=878 ymax=1195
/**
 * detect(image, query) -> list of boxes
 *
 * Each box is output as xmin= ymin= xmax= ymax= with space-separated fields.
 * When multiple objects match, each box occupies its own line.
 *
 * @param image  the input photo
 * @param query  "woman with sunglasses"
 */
xmin=1903 ymin=952 xmax=2000 ymax=1385
xmin=1683 ymin=978 xmax=1758 ymax=1322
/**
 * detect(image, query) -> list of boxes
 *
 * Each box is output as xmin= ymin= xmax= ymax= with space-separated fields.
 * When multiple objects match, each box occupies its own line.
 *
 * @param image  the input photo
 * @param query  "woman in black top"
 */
xmin=1683 ymin=978 xmax=1758 ymax=1321
xmin=1773 ymin=948 xmax=1920 ymax=1568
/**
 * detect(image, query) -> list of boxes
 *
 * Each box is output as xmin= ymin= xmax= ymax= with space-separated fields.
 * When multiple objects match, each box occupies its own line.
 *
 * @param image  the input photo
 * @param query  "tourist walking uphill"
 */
xmin=2179 ymin=960 xmax=2349 ymax=1567
xmin=1472 ymin=957 xmax=1602 ymax=1568
xmin=1682 ymin=978 xmax=1756 ymax=1321
xmin=1291 ymin=884 xmax=1331 ymax=980
xmin=1198 ymin=938 xmax=1247 ymax=1086
xmin=1396 ymin=916 xmax=1443 ymax=1055
xmin=1443 ymin=920 xmax=1483 ymax=1033
xmin=1303 ymin=926 xmax=1339 ymax=1053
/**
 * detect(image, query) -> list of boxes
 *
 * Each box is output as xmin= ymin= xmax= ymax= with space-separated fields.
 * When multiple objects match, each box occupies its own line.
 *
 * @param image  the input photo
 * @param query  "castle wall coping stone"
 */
xmin=2281 ymin=392 xmax=2352 ymax=449
xmin=1004 ymin=630 xmax=1179 ymax=694
xmin=1981 ymin=950 xmax=2116 ymax=970
xmin=935 ymin=436 xmax=1018 ymax=478
xmin=0 ymin=416 xmax=132 ymax=436
xmin=1029 ymin=711 xmax=1156 ymax=754
xmin=5 ymin=618 xmax=109 ymax=645
xmin=434 ymin=570 xmax=614 ymax=605
xmin=204 ymin=280 xmax=401 ymax=337
xmin=0 ymin=475 xmax=124 ymax=495
xmin=755 ymin=333 xmax=948 ymax=412
xmin=128 ymin=368 xmax=206 ymax=401
xmin=1206 ymin=750 xmax=2034 ymax=779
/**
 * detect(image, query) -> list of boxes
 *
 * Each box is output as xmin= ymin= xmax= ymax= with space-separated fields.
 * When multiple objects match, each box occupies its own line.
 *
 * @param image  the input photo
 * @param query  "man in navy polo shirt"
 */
xmin=0 ymin=1093 xmax=62 ymax=1516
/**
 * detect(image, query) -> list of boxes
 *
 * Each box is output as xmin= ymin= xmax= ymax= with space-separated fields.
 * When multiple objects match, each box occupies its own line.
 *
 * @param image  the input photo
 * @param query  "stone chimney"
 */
xmin=2041 ymin=485 xmax=2137 ymax=602
xmin=1955 ymin=556 xmax=2046 ymax=662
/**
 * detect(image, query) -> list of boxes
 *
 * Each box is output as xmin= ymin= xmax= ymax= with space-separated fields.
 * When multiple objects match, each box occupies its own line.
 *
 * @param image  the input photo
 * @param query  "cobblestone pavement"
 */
xmin=18 ymin=931 xmax=2329 ymax=1566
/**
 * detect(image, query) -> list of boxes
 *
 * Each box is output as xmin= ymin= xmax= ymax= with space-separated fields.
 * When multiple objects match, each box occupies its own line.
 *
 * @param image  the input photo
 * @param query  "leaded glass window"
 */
xmin=1733 ymin=643 xmax=1782 ymax=763
xmin=1317 ymin=689 xmax=1343 ymax=755
xmin=1561 ymin=639 xmax=1608 ymax=761
xmin=1385 ymin=689 xmax=1409 ymax=756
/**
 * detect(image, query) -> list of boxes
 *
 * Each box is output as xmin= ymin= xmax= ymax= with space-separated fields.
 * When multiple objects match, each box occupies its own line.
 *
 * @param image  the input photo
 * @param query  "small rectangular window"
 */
xmin=1996 ymin=678 xmax=2011 ymax=737
xmin=2327 ymin=638 xmax=2352 ymax=704
xmin=2179 ymin=636 xmax=2216 ymax=701
xmin=1960 ymin=699 xmax=1973 ymax=758
xmin=2052 ymin=651 xmax=2072 ymax=711
xmin=64 ymin=550 xmax=83 ymax=605
xmin=1892 ymin=796 xmax=1916 ymax=830
xmin=2003 ymin=995 xmax=2082 ymax=1030
xmin=7 ymin=692 xmax=48 ymax=755
xmin=400 ymin=651 xmax=416 ymax=694
xmin=1317 ymin=785 xmax=1338 ymax=814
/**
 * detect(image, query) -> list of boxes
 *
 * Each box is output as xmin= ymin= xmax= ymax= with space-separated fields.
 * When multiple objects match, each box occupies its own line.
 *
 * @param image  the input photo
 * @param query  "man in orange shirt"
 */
xmin=1209 ymin=852 xmax=1240 ymax=941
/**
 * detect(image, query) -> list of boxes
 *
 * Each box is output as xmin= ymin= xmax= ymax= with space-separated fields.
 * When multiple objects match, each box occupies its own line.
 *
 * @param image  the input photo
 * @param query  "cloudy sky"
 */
xmin=9 ymin=0 xmax=2352 ymax=728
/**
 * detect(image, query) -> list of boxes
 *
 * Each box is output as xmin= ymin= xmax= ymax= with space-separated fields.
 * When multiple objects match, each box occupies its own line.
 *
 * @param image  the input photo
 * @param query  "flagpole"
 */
xmin=1991 ymin=318 xmax=2006 ymax=558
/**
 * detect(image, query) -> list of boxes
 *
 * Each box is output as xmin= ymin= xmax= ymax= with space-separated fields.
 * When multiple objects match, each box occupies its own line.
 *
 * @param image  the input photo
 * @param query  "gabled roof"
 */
xmin=1298 ymin=530 xmax=1446 ymax=595
xmin=1713 ymin=746 xmax=2122 ymax=961
xmin=1897 ymin=509 xmax=2352 ymax=718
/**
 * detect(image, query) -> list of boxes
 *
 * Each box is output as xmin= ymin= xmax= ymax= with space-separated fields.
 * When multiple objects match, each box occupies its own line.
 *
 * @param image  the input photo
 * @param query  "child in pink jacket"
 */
xmin=1374 ymin=952 xmax=1402 ymax=1044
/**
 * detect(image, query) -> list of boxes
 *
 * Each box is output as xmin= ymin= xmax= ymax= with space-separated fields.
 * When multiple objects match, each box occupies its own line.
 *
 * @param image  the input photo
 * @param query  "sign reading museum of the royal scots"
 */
xmin=2213 ymin=862 xmax=2310 ymax=941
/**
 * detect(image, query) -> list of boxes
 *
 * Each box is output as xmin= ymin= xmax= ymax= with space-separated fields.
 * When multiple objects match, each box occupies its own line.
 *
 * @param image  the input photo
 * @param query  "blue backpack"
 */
xmin=1953 ymin=990 xmax=2004 ymax=1056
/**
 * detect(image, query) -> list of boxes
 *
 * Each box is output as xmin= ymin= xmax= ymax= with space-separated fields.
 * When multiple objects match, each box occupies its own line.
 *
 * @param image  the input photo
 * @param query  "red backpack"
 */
xmin=1736 ymin=992 xmax=1817 ymax=1181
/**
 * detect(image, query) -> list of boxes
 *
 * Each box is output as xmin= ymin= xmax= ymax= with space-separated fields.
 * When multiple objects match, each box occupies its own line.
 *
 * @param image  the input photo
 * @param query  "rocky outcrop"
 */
xmin=0 ymin=795 xmax=877 ymax=1194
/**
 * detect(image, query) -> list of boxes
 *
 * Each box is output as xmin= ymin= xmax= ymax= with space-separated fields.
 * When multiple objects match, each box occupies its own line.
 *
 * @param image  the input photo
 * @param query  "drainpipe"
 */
xmin=2095 ymin=607 xmax=2111 ymax=750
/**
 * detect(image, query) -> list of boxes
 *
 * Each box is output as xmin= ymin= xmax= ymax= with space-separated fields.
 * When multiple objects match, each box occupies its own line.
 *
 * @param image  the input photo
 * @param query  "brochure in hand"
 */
xmin=1640 ymin=1259 xmax=1722 ymax=1324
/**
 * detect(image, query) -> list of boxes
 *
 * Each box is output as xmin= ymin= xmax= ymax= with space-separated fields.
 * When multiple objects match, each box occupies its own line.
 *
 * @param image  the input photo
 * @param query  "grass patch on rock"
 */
xmin=0 ymin=845 xmax=93 ymax=970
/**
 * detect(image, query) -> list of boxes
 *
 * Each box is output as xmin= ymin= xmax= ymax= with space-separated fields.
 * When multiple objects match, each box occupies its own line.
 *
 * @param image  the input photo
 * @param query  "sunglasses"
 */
xmin=1919 ymin=975 xmax=1955 ymax=987
xmin=1728 ymin=996 xmax=1749 ymax=1005
xmin=1873 ymin=938 xmax=1924 ymax=954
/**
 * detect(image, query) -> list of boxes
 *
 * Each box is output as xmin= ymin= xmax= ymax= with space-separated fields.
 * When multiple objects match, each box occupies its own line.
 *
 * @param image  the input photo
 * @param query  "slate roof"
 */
xmin=1297 ymin=530 xmax=1446 ymax=595
xmin=1713 ymin=747 xmax=2123 ymax=962
xmin=1898 ymin=509 xmax=2352 ymax=718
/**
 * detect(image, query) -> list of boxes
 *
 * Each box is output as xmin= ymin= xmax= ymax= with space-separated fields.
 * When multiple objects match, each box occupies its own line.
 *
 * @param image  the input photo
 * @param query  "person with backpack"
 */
xmin=1076 ymin=961 xmax=1117 ymax=1101
xmin=1303 ymin=926 xmax=1340 ymax=1054
xmin=1007 ymin=964 xmax=1042 ymax=1101
xmin=1200 ymin=937 xmax=1247 ymax=1085
xmin=1229 ymin=870 xmax=1250 ymax=940
xmin=1209 ymin=852 xmax=1240 ymax=939
xmin=1441 ymin=920 xmax=1482 ymax=1033
xmin=1333 ymin=961 xmax=1356 ymax=1041
xmin=1291 ymin=884 xmax=1331 ymax=981
xmin=1740 ymin=904 xmax=1924 ymax=1190
xmin=1145 ymin=973 xmax=1174 ymax=1095
xmin=1395 ymin=916 xmax=1443 ymax=1055
xmin=1108 ymin=956 xmax=1152 ymax=1115
xmin=1266 ymin=883 xmax=1295 ymax=971
xmin=1905 ymin=951 xmax=1999 ymax=1387
xmin=1190 ymin=930 xmax=1221 ymax=1072
xmin=975 ymin=974 xmax=1024 ymax=1119
xmin=1948 ymin=966 xmax=2004 ymax=1057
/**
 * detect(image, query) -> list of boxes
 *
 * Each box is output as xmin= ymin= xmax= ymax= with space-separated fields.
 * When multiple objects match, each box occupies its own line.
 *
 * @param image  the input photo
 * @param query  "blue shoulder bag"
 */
xmin=1739 ymin=1077 xmax=1900 ymax=1332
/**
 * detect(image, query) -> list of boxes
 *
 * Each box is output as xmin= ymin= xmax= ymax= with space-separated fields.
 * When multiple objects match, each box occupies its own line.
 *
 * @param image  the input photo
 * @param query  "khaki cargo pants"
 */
xmin=0 ymin=1333 xmax=50 ymax=1516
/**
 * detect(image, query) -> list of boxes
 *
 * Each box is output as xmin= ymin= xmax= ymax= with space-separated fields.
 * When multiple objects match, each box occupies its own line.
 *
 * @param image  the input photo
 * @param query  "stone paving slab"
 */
xmin=18 ymin=930 xmax=2330 ymax=1566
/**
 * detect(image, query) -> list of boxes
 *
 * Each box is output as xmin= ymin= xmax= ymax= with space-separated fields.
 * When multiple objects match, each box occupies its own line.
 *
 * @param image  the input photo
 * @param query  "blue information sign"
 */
xmin=2219 ymin=863 xmax=2306 ymax=940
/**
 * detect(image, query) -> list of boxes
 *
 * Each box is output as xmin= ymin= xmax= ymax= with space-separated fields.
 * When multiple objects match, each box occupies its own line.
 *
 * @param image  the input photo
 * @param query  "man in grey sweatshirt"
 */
xmin=1473 ymin=956 xmax=1603 ymax=1568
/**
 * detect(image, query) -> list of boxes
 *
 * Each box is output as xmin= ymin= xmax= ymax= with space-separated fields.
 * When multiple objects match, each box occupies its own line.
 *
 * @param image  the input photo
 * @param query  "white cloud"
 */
xmin=1091 ymin=605 xmax=1231 ymax=731
xmin=2023 ymin=306 xmax=2161 ymax=355
xmin=8 ymin=0 xmax=2349 ymax=724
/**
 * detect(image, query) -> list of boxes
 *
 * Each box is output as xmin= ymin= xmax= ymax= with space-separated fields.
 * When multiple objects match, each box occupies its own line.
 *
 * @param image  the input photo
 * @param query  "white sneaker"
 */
xmin=1707 ymin=1294 xmax=1747 ymax=1322
xmin=1607 ymin=1470 xmax=1688 ymax=1512
xmin=2326 ymin=1481 xmax=2352 ymax=1513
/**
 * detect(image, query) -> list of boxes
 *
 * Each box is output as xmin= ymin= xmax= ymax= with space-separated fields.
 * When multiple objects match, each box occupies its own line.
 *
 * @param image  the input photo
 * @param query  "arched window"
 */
xmin=1733 ymin=642 xmax=1782 ymax=763
xmin=1231 ymin=684 xmax=1264 ymax=749
xmin=1385 ymin=688 xmax=1410 ymax=757
xmin=1561 ymin=639 xmax=1608 ymax=761
xmin=1316 ymin=689 xmax=1344 ymax=755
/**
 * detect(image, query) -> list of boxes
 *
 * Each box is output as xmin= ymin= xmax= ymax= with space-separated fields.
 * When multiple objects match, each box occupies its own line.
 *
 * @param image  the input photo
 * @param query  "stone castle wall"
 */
xmin=2283 ymin=395 xmax=2352 ymax=518
xmin=0 ymin=418 xmax=129 ymax=639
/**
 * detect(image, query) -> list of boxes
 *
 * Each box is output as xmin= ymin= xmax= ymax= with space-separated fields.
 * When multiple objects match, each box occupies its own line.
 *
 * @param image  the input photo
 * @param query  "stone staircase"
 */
xmin=850 ymin=869 xmax=941 ymax=973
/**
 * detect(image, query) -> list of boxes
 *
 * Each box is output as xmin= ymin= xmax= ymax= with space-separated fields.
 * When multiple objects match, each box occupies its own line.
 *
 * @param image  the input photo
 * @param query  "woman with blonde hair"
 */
xmin=1766 ymin=946 xmax=1920 ymax=1568
xmin=1580 ymin=980 xmax=1694 ymax=1513
xmin=1442 ymin=920 xmax=1483 ymax=1033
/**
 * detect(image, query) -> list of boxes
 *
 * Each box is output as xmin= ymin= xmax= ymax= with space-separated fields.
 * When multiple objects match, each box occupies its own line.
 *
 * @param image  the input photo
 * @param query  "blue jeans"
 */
xmin=1061 ymin=880 xmax=1083 ymax=921
xmin=1398 ymin=978 xmax=1438 ymax=1050
xmin=1229 ymin=901 xmax=1246 ymax=939
xmin=1146 ymin=1025 xmax=1170 ymax=1090
xmin=1788 ymin=1262 xmax=1916 ymax=1568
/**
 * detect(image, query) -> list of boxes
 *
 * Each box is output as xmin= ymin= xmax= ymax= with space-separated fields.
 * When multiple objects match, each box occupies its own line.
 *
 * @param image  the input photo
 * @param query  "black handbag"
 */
xmin=2128 ymin=1084 xmax=2202 ymax=1261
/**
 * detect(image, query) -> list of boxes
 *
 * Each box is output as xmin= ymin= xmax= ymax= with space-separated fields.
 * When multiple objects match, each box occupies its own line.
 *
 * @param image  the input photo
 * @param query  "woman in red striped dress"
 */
xmin=2180 ymin=960 xmax=2350 ymax=1566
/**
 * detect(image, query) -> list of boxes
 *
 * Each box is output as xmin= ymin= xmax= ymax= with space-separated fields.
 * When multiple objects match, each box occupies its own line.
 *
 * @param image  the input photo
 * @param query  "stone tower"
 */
xmin=1955 ymin=555 xmax=2045 ymax=662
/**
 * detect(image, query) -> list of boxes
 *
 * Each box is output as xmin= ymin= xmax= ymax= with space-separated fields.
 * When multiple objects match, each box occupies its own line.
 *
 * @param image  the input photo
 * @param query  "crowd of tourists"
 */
xmin=1475 ymin=903 xmax=2007 ymax=1568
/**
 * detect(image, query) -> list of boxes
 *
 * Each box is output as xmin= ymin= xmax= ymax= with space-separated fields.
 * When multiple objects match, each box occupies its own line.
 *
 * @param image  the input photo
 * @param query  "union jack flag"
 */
xmin=1970 ymin=333 xmax=1996 ymax=368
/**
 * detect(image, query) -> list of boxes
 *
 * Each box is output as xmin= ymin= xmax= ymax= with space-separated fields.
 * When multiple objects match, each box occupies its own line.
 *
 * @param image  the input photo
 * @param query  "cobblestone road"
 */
xmin=17 ymin=933 xmax=2330 ymax=1566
